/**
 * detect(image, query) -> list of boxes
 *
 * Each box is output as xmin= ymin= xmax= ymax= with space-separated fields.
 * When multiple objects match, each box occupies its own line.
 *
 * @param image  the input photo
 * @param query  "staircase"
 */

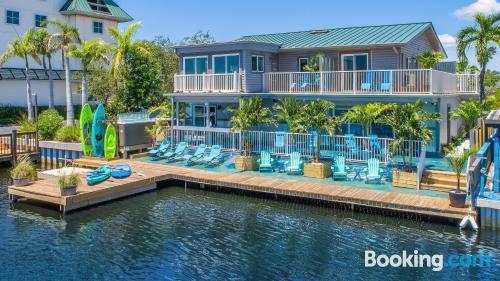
xmin=420 ymin=170 xmax=467 ymax=192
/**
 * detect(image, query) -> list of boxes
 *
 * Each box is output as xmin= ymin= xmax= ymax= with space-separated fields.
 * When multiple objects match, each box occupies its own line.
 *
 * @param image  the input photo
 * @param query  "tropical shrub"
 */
xmin=300 ymin=100 xmax=337 ymax=162
xmin=58 ymin=173 xmax=79 ymax=188
xmin=273 ymin=97 xmax=306 ymax=134
xmin=17 ymin=114 xmax=36 ymax=133
xmin=38 ymin=110 xmax=64 ymax=140
xmin=343 ymin=103 xmax=394 ymax=137
xmin=416 ymin=51 xmax=445 ymax=68
xmin=55 ymin=125 xmax=80 ymax=143
xmin=11 ymin=155 xmax=36 ymax=180
xmin=450 ymin=100 xmax=488 ymax=132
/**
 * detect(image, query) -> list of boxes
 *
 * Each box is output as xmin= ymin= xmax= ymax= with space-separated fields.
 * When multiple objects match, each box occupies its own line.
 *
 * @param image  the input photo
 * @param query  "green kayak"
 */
xmin=86 ymin=165 xmax=111 ymax=186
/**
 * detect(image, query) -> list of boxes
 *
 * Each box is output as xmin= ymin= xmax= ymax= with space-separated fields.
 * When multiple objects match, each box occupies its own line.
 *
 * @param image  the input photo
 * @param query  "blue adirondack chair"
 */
xmin=257 ymin=151 xmax=274 ymax=172
xmin=344 ymin=134 xmax=361 ymax=156
xmin=275 ymin=132 xmax=285 ymax=152
xmin=285 ymin=152 xmax=304 ymax=175
xmin=183 ymin=144 xmax=207 ymax=164
xmin=361 ymin=71 xmax=375 ymax=91
xmin=332 ymin=155 xmax=349 ymax=181
xmin=201 ymin=145 xmax=223 ymax=166
xmin=369 ymin=135 xmax=387 ymax=156
xmin=148 ymin=139 xmax=170 ymax=157
xmin=363 ymin=158 xmax=384 ymax=184
xmin=160 ymin=142 xmax=188 ymax=160
xmin=301 ymin=73 xmax=321 ymax=91
xmin=380 ymin=71 xmax=391 ymax=91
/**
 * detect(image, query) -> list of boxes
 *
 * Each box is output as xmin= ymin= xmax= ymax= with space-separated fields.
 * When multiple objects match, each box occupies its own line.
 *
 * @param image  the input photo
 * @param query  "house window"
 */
xmin=213 ymin=54 xmax=240 ymax=74
xmin=184 ymin=56 xmax=208 ymax=74
xmin=87 ymin=0 xmax=111 ymax=14
xmin=341 ymin=54 xmax=368 ymax=71
xmin=93 ymin=21 xmax=103 ymax=33
xmin=252 ymin=55 xmax=264 ymax=72
xmin=35 ymin=15 xmax=47 ymax=27
xmin=6 ymin=10 xmax=19 ymax=25
xmin=298 ymin=58 xmax=309 ymax=72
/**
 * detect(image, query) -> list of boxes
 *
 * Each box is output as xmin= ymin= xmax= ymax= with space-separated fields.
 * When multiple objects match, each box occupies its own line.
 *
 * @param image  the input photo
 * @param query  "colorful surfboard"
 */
xmin=104 ymin=124 xmax=117 ymax=159
xmin=80 ymin=104 xmax=93 ymax=157
xmin=92 ymin=104 xmax=106 ymax=157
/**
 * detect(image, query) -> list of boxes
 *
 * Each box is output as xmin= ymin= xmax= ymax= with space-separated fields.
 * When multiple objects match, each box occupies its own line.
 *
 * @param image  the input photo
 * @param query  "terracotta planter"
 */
xmin=304 ymin=161 xmax=332 ymax=179
xmin=12 ymin=177 xmax=30 ymax=187
xmin=234 ymin=156 xmax=259 ymax=171
xmin=448 ymin=189 xmax=467 ymax=208
xmin=60 ymin=185 xmax=77 ymax=196
xmin=392 ymin=169 xmax=417 ymax=189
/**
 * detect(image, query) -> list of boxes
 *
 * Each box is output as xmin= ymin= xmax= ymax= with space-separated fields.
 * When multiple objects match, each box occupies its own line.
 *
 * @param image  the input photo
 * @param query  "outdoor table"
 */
xmin=352 ymin=166 xmax=364 ymax=181
xmin=276 ymin=159 xmax=287 ymax=173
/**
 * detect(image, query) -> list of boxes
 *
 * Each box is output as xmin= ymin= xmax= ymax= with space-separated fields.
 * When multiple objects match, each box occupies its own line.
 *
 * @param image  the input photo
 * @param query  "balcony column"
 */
xmin=176 ymin=101 xmax=180 ymax=126
xmin=205 ymin=102 xmax=210 ymax=128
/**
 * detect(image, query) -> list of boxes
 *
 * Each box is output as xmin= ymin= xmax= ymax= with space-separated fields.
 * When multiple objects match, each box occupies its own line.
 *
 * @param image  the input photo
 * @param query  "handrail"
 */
xmin=416 ymin=144 xmax=427 ymax=189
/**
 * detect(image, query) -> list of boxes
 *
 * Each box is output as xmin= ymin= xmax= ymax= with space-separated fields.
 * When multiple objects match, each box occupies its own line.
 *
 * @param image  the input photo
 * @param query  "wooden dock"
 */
xmin=8 ymin=159 xmax=471 ymax=221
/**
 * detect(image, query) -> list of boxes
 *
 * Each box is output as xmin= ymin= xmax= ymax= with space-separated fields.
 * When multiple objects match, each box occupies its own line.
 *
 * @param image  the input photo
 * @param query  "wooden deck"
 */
xmin=8 ymin=159 xmax=471 ymax=221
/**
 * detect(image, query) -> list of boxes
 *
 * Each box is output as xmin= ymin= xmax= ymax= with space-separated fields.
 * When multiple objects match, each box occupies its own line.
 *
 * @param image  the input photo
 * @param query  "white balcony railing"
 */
xmin=456 ymin=74 xmax=479 ymax=93
xmin=264 ymin=69 xmax=478 ymax=94
xmin=174 ymin=72 xmax=242 ymax=93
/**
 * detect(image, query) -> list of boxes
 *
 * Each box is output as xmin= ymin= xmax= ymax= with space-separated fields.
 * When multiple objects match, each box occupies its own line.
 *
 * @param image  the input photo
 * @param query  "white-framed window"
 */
xmin=183 ymin=56 xmax=208 ymax=74
xmin=251 ymin=55 xmax=264 ymax=72
xmin=6 ymin=10 xmax=19 ymax=25
xmin=35 ymin=15 xmax=47 ymax=28
xmin=93 ymin=21 xmax=103 ymax=33
xmin=213 ymin=54 xmax=240 ymax=74
xmin=298 ymin=57 xmax=309 ymax=72
xmin=341 ymin=53 xmax=368 ymax=71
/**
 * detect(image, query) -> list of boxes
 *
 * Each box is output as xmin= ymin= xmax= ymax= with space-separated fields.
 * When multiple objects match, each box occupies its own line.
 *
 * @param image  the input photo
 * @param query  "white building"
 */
xmin=0 ymin=0 xmax=132 ymax=106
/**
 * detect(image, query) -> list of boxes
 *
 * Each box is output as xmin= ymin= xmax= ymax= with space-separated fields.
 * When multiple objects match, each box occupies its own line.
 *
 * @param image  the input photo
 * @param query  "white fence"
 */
xmin=456 ymin=74 xmax=479 ymax=93
xmin=174 ymin=72 xmax=242 ymax=93
xmin=170 ymin=127 xmax=424 ymax=165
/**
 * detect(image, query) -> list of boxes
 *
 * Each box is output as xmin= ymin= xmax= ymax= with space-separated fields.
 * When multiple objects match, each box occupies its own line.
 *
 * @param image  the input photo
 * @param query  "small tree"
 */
xmin=343 ymin=103 xmax=394 ymax=137
xmin=31 ymin=28 xmax=57 ymax=109
xmin=444 ymin=145 xmax=477 ymax=193
xmin=303 ymin=52 xmax=325 ymax=72
xmin=273 ymin=97 xmax=305 ymax=134
xmin=416 ymin=51 xmax=445 ymax=69
xmin=450 ymin=100 xmax=488 ymax=133
xmin=229 ymin=97 xmax=276 ymax=156
xmin=300 ymin=100 xmax=336 ymax=162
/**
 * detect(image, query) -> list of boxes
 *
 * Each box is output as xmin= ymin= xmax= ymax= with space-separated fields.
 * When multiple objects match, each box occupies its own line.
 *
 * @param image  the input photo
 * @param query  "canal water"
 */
xmin=0 ymin=169 xmax=499 ymax=280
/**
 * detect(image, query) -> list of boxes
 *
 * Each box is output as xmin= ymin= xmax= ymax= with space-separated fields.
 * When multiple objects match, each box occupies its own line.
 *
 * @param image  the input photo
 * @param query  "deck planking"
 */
xmin=7 ymin=159 xmax=471 ymax=221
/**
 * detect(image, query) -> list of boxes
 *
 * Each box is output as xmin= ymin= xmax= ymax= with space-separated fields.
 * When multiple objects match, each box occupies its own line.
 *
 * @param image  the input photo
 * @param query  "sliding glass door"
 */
xmin=184 ymin=56 xmax=208 ymax=74
xmin=213 ymin=54 xmax=240 ymax=74
xmin=341 ymin=54 xmax=368 ymax=91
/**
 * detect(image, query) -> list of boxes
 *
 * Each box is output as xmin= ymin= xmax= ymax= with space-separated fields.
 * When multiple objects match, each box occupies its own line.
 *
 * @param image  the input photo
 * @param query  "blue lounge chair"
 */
xmin=159 ymin=142 xmax=188 ymax=160
xmin=183 ymin=144 xmax=207 ymax=164
xmin=285 ymin=152 xmax=304 ymax=175
xmin=369 ymin=135 xmax=387 ymax=156
xmin=275 ymin=132 xmax=285 ymax=153
xmin=301 ymin=73 xmax=321 ymax=91
xmin=361 ymin=71 xmax=375 ymax=91
xmin=332 ymin=155 xmax=349 ymax=181
xmin=363 ymin=158 xmax=384 ymax=184
xmin=201 ymin=145 xmax=224 ymax=166
xmin=257 ymin=151 xmax=274 ymax=172
xmin=380 ymin=71 xmax=391 ymax=92
xmin=148 ymin=139 xmax=170 ymax=157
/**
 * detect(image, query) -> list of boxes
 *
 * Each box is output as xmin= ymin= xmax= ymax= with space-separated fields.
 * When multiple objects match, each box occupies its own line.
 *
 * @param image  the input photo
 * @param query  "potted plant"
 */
xmin=445 ymin=146 xmax=476 ymax=208
xmin=58 ymin=172 xmax=80 ymax=196
xmin=229 ymin=97 xmax=276 ymax=171
xmin=301 ymin=100 xmax=339 ymax=179
xmin=10 ymin=155 xmax=36 ymax=187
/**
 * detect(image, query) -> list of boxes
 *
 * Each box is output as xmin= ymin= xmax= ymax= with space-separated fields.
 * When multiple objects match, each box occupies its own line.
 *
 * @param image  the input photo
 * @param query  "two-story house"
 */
xmin=0 ymin=0 xmax=132 ymax=106
xmin=169 ymin=22 xmax=478 ymax=155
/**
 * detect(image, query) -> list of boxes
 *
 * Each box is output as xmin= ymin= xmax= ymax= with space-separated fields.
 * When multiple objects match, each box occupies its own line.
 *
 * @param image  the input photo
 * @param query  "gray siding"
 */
xmin=371 ymin=48 xmax=398 ymax=69
xmin=401 ymin=29 xmax=441 ymax=67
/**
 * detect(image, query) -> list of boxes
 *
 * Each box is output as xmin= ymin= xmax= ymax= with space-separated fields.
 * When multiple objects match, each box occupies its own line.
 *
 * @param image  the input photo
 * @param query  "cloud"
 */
xmin=438 ymin=34 xmax=457 ymax=48
xmin=453 ymin=0 xmax=500 ymax=19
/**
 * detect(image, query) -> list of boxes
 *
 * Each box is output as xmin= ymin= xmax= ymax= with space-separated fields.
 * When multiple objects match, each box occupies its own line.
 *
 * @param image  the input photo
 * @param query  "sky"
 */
xmin=118 ymin=0 xmax=500 ymax=70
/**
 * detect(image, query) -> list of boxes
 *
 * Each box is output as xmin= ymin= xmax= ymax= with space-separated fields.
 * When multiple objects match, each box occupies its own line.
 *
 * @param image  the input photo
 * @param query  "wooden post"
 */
xmin=10 ymin=129 xmax=17 ymax=165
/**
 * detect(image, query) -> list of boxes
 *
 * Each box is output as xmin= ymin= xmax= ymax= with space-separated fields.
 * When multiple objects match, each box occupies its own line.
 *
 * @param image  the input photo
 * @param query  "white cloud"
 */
xmin=453 ymin=0 xmax=500 ymax=19
xmin=438 ymin=34 xmax=457 ymax=48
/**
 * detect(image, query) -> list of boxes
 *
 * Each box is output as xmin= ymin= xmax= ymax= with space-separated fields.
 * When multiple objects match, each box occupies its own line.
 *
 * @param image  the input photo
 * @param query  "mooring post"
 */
xmin=10 ymin=129 xmax=17 ymax=165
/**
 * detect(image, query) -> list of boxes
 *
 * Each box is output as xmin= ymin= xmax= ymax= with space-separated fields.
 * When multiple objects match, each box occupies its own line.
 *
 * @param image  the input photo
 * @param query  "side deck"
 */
xmin=8 ymin=159 xmax=470 ymax=222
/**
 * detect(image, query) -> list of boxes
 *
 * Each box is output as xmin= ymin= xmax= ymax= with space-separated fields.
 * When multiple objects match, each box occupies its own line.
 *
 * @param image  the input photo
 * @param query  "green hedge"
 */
xmin=0 ymin=105 xmax=82 ymax=125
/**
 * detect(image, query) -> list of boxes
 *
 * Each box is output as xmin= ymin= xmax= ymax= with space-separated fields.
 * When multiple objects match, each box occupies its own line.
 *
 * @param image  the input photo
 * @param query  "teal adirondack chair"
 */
xmin=148 ymin=139 xmax=170 ymax=157
xmin=258 ymin=151 xmax=274 ymax=172
xmin=183 ymin=144 xmax=208 ymax=164
xmin=364 ymin=158 xmax=384 ymax=184
xmin=160 ymin=142 xmax=188 ymax=160
xmin=332 ymin=155 xmax=349 ymax=181
xmin=285 ymin=152 xmax=304 ymax=175
xmin=202 ymin=145 xmax=223 ymax=166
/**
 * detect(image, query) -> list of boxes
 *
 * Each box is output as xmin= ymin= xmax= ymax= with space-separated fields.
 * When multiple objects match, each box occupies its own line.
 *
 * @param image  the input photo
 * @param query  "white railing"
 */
xmin=456 ymin=73 xmax=479 ymax=93
xmin=416 ymin=144 xmax=427 ymax=189
xmin=263 ymin=69 xmax=479 ymax=94
xmin=171 ymin=127 xmax=424 ymax=165
xmin=174 ymin=72 xmax=242 ymax=93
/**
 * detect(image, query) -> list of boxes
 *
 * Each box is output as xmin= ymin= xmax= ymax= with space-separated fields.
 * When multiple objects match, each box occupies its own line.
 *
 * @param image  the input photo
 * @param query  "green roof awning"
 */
xmin=237 ymin=22 xmax=433 ymax=49
xmin=60 ymin=0 xmax=133 ymax=23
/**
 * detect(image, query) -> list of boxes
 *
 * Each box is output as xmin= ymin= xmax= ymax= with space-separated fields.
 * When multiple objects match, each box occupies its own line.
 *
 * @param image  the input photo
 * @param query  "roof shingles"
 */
xmin=60 ymin=0 xmax=132 ymax=23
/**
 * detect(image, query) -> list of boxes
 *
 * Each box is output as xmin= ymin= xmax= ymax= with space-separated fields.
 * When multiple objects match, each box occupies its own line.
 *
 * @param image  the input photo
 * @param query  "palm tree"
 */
xmin=106 ymin=22 xmax=143 ymax=78
xmin=416 ymin=51 xmax=445 ymax=69
xmin=0 ymin=29 xmax=41 ymax=120
xmin=444 ymin=145 xmax=477 ymax=193
xmin=343 ymin=103 xmax=393 ymax=137
xmin=450 ymin=100 xmax=488 ymax=133
xmin=47 ymin=19 xmax=81 ymax=125
xmin=273 ymin=97 xmax=306 ymax=134
xmin=457 ymin=13 xmax=500 ymax=101
xmin=303 ymin=52 xmax=326 ymax=72
xmin=67 ymin=40 xmax=110 ymax=105
xmin=229 ymin=97 xmax=276 ymax=156
xmin=300 ymin=100 xmax=336 ymax=162
xmin=31 ymin=28 xmax=57 ymax=109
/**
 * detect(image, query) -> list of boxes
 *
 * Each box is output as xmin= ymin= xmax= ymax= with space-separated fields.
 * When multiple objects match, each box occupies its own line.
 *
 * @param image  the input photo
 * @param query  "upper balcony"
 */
xmin=173 ymin=69 xmax=478 ymax=95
